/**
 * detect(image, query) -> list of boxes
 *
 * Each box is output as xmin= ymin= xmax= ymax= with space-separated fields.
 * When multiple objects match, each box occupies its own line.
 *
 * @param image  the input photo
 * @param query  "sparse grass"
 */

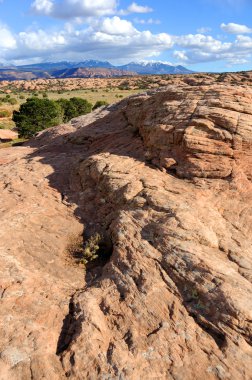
xmin=45 ymin=88 xmax=141 ymax=104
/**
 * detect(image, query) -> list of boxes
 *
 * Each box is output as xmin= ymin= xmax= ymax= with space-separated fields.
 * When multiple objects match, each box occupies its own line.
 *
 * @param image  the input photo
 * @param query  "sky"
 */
xmin=0 ymin=0 xmax=252 ymax=72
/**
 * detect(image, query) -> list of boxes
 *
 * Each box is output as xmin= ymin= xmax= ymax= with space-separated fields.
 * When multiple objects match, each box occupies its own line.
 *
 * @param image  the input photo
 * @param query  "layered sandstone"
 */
xmin=0 ymin=84 xmax=251 ymax=379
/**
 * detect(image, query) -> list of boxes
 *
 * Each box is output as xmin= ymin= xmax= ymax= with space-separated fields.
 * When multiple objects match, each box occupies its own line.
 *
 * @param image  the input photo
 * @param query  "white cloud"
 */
xmin=31 ymin=0 xmax=117 ymax=18
xmin=32 ymin=0 xmax=153 ymax=19
xmin=127 ymin=2 xmax=153 ymax=13
xmin=32 ymin=0 xmax=53 ymax=15
xmin=173 ymin=33 xmax=252 ymax=65
xmin=0 ymin=23 xmax=16 ymax=50
xmin=0 ymin=17 xmax=173 ymax=64
xmin=100 ymin=17 xmax=136 ymax=36
xmin=221 ymin=22 xmax=252 ymax=34
xmin=19 ymin=29 xmax=66 ymax=51
xmin=1 ymin=10 xmax=252 ymax=68
xmin=234 ymin=34 xmax=252 ymax=48
xmin=175 ymin=34 xmax=231 ymax=53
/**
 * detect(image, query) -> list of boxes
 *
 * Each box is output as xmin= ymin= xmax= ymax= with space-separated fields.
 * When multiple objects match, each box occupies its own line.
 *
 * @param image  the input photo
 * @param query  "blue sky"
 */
xmin=0 ymin=0 xmax=252 ymax=71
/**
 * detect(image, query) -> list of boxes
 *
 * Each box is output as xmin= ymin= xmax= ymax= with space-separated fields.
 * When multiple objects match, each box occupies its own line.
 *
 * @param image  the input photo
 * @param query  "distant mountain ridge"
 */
xmin=17 ymin=60 xmax=114 ymax=71
xmin=118 ymin=61 xmax=193 ymax=75
xmin=0 ymin=60 xmax=193 ymax=81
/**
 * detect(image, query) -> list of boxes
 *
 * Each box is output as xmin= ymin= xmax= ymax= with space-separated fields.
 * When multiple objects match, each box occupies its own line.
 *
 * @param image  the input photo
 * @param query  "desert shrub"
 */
xmin=8 ymin=98 xmax=18 ymax=105
xmin=67 ymin=233 xmax=102 ymax=266
xmin=1 ymin=96 xmax=18 ymax=104
xmin=19 ymin=95 xmax=25 ymax=99
xmin=56 ymin=97 xmax=92 ymax=122
xmin=93 ymin=100 xmax=109 ymax=110
xmin=118 ymin=80 xmax=130 ymax=90
xmin=12 ymin=97 xmax=63 ymax=138
xmin=0 ymin=110 xmax=11 ymax=118
xmin=81 ymin=233 xmax=102 ymax=265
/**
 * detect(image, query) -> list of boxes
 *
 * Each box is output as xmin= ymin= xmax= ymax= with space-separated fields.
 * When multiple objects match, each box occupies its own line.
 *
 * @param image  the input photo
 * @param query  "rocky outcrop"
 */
xmin=0 ymin=84 xmax=251 ymax=379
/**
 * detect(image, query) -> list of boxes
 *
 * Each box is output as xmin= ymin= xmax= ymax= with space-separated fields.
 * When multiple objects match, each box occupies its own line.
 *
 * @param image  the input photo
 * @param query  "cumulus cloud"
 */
xmin=173 ymin=33 xmax=252 ymax=65
xmin=99 ymin=17 xmax=137 ymax=36
xmin=0 ymin=17 xmax=173 ymax=64
xmin=32 ymin=0 xmax=53 ymax=15
xmin=221 ymin=22 xmax=252 ymax=34
xmin=31 ymin=0 xmax=117 ymax=18
xmin=19 ymin=29 xmax=66 ymax=51
xmin=31 ymin=0 xmax=152 ymax=19
xmin=1 ymin=9 xmax=252 ymax=68
xmin=175 ymin=34 xmax=231 ymax=53
xmin=127 ymin=2 xmax=153 ymax=13
xmin=0 ymin=23 xmax=16 ymax=50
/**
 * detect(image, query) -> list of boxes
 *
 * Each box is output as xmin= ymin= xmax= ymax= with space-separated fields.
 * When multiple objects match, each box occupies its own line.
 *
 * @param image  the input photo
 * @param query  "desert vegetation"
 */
xmin=12 ymin=97 xmax=93 ymax=137
xmin=0 ymin=78 xmax=147 ymax=133
xmin=66 ymin=233 xmax=110 ymax=268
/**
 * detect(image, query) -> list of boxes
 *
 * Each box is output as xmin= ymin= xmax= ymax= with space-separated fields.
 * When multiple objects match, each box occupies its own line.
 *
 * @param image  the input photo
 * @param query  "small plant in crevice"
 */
xmin=66 ymin=232 xmax=112 ymax=269
xmin=81 ymin=233 xmax=102 ymax=265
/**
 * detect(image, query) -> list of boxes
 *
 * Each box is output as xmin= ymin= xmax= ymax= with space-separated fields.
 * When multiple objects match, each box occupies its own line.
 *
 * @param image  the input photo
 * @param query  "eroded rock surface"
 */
xmin=0 ymin=84 xmax=251 ymax=379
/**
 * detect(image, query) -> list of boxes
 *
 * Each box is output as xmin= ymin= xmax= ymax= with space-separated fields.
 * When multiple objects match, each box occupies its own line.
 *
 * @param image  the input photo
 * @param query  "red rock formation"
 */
xmin=0 ymin=84 xmax=251 ymax=379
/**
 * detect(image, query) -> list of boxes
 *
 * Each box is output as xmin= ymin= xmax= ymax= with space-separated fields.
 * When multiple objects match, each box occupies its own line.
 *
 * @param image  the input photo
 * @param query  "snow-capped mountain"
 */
xmin=16 ymin=60 xmax=113 ymax=71
xmin=0 ymin=60 xmax=193 ymax=80
xmin=118 ymin=61 xmax=193 ymax=74
xmin=16 ymin=60 xmax=192 ymax=75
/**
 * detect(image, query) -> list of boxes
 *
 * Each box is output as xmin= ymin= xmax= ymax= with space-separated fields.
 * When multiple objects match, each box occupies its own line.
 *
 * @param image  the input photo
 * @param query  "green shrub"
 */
xmin=93 ymin=100 xmax=109 ymax=110
xmin=56 ymin=97 xmax=92 ymax=122
xmin=12 ymin=98 xmax=63 ymax=138
xmin=8 ymin=98 xmax=18 ymax=105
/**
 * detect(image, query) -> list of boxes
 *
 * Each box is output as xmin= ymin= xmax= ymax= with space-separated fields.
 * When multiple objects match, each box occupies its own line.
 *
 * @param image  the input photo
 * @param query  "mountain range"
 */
xmin=0 ymin=60 xmax=193 ymax=81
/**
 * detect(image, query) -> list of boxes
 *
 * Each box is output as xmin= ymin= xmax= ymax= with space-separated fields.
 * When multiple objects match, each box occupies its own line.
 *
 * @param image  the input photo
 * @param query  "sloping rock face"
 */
xmin=0 ymin=84 xmax=251 ymax=379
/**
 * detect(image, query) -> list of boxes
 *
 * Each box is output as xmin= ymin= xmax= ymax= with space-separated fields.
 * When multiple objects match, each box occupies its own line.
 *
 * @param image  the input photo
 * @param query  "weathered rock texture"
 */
xmin=0 ymin=84 xmax=251 ymax=379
